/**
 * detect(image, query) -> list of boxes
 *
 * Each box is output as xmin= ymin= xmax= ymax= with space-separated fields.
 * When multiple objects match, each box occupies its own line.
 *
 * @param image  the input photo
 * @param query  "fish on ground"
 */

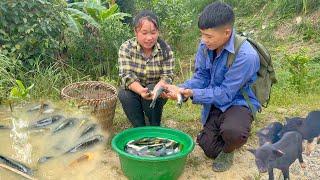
xmin=38 ymin=135 xmax=104 ymax=164
xmin=27 ymin=103 xmax=49 ymax=113
xmin=0 ymin=125 xmax=10 ymax=129
xmin=29 ymin=115 xmax=64 ymax=129
xmin=0 ymin=155 xmax=34 ymax=176
xmin=52 ymin=118 xmax=77 ymax=134
xmin=79 ymin=124 xmax=97 ymax=138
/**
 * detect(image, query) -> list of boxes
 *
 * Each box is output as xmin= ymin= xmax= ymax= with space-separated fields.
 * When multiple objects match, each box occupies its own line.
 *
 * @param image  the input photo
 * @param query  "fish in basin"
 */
xmin=125 ymin=137 xmax=181 ymax=157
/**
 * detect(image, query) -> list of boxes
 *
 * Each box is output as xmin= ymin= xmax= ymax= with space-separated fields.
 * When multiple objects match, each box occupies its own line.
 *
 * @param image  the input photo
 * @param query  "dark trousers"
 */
xmin=118 ymin=84 xmax=167 ymax=127
xmin=196 ymin=105 xmax=253 ymax=159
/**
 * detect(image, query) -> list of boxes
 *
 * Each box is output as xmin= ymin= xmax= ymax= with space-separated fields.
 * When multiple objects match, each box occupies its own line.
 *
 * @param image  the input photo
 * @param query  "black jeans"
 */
xmin=118 ymin=84 xmax=167 ymax=127
xmin=196 ymin=105 xmax=253 ymax=159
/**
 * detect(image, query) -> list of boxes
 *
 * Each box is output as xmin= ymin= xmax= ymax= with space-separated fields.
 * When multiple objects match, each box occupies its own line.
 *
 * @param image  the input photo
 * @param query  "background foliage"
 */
xmin=0 ymin=0 xmax=320 ymax=107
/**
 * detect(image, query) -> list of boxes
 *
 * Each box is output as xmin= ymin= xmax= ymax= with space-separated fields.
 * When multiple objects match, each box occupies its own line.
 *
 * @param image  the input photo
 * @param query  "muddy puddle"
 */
xmin=0 ymin=102 xmax=117 ymax=180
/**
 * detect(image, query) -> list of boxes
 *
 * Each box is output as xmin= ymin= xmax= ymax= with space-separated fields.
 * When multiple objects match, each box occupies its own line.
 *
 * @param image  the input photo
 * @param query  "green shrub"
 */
xmin=135 ymin=0 xmax=193 ymax=47
xmin=66 ymin=10 xmax=132 ymax=79
xmin=0 ymin=0 xmax=67 ymax=67
xmin=284 ymin=51 xmax=310 ymax=93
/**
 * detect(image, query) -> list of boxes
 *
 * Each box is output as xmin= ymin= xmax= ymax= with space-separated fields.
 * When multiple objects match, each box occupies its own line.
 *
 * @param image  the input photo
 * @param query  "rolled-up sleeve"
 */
xmin=160 ymin=45 xmax=174 ymax=84
xmin=192 ymin=51 xmax=260 ymax=105
xmin=118 ymin=44 xmax=138 ymax=89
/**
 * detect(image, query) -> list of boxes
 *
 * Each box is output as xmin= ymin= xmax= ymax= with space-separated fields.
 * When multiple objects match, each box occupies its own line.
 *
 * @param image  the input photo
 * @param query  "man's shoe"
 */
xmin=212 ymin=151 xmax=234 ymax=172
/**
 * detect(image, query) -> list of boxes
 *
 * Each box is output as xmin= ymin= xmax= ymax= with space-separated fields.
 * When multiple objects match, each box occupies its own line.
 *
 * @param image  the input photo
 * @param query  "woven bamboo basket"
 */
xmin=61 ymin=81 xmax=118 ymax=131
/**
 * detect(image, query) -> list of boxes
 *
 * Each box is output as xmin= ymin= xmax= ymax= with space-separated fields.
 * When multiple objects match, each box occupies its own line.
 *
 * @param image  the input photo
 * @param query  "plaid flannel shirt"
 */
xmin=118 ymin=38 xmax=175 ymax=89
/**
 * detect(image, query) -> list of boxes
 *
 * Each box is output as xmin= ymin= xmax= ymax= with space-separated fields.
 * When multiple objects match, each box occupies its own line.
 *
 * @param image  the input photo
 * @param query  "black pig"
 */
xmin=278 ymin=111 xmax=320 ymax=155
xmin=256 ymin=122 xmax=283 ymax=146
xmin=249 ymin=131 xmax=305 ymax=180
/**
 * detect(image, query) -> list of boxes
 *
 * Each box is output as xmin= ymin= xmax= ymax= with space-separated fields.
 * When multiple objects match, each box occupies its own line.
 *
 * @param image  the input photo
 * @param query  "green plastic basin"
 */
xmin=111 ymin=126 xmax=195 ymax=180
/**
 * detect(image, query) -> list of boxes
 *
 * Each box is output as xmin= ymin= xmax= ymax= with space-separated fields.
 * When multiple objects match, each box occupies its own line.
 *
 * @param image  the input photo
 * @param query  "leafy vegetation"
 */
xmin=135 ymin=0 xmax=193 ymax=47
xmin=0 ymin=0 xmax=319 ymax=127
xmin=0 ymin=0 xmax=66 ymax=67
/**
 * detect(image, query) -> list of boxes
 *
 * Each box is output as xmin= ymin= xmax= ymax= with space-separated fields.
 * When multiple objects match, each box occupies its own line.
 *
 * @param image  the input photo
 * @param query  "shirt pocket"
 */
xmin=214 ymin=65 xmax=229 ymax=84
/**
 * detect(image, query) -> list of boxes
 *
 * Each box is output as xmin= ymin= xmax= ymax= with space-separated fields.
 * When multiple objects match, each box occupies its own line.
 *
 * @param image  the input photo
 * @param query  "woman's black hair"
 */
xmin=133 ymin=10 xmax=170 ymax=60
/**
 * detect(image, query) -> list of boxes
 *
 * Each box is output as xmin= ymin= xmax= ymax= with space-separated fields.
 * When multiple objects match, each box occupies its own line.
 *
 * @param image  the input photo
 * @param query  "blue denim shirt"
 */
xmin=180 ymin=31 xmax=261 ymax=125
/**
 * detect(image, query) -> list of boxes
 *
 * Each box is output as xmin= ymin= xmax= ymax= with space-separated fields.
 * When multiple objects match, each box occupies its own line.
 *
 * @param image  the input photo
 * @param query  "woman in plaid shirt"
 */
xmin=118 ymin=10 xmax=175 ymax=127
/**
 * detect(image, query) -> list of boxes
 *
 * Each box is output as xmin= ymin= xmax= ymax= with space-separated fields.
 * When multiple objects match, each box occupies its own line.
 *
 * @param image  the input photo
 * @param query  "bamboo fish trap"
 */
xmin=61 ymin=81 xmax=117 ymax=131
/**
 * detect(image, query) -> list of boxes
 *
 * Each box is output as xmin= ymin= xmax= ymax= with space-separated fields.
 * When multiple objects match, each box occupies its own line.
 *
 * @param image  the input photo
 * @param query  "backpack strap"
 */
xmin=227 ymin=34 xmax=257 ymax=121
xmin=227 ymin=35 xmax=247 ymax=68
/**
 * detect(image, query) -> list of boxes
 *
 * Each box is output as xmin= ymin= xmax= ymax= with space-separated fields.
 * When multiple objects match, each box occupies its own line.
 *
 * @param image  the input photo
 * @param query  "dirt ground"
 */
xmin=1 ymin=104 xmax=319 ymax=180
xmin=97 ymin=118 xmax=320 ymax=180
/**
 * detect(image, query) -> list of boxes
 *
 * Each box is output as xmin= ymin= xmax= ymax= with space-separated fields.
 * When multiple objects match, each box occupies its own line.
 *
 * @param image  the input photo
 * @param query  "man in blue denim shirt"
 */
xmin=165 ymin=2 xmax=260 ymax=172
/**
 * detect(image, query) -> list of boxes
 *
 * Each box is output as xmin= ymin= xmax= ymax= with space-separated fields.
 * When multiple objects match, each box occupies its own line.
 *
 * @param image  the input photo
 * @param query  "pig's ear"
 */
xmin=247 ymin=149 xmax=256 ymax=155
xmin=272 ymin=149 xmax=285 ymax=157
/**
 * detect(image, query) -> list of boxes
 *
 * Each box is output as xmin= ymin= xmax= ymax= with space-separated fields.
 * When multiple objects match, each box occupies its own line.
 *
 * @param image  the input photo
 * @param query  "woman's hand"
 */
xmin=140 ymin=88 xmax=152 ymax=100
xmin=128 ymin=81 xmax=152 ymax=100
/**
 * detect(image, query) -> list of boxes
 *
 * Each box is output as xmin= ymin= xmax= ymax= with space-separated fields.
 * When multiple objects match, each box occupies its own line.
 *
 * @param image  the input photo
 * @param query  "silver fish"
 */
xmin=29 ymin=115 xmax=64 ymax=129
xmin=125 ymin=137 xmax=181 ymax=157
xmin=66 ymin=135 xmax=104 ymax=153
xmin=177 ymin=93 xmax=183 ymax=108
xmin=150 ymin=87 xmax=164 ymax=108
xmin=0 ymin=155 xmax=33 ymax=176
xmin=79 ymin=124 xmax=97 ymax=137
xmin=27 ymin=103 xmax=49 ymax=113
xmin=52 ymin=118 xmax=77 ymax=134
xmin=0 ymin=125 xmax=10 ymax=129
xmin=38 ymin=135 xmax=104 ymax=164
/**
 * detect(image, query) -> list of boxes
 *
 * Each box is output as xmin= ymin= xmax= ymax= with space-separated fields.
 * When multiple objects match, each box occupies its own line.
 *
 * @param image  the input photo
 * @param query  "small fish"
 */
xmin=68 ymin=152 xmax=94 ymax=167
xmin=125 ymin=137 xmax=181 ymax=157
xmin=0 ymin=155 xmax=33 ymax=176
xmin=79 ymin=124 xmax=97 ymax=137
xmin=42 ymin=108 xmax=54 ymax=114
xmin=0 ymin=125 xmax=10 ymax=129
xmin=66 ymin=135 xmax=104 ymax=153
xmin=29 ymin=115 xmax=64 ymax=129
xmin=38 ymin=135 xmax=104 ymax=164
xmin=52 ymin=118 xmax=77 ymax=134
xmin=27 ymin=103 xmax=49 ymax=113
xmin=150 ymin=87 xmax=164 ymax=108
xmin=38 ymin=156 xmax=53 ymax=164
xmin=177 ymin=93 xmax=183 ymax=108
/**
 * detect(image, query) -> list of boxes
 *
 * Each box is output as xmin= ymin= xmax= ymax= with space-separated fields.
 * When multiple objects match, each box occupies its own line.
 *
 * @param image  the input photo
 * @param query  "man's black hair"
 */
xmin=198 ymin=1 xmax=235 ymax=29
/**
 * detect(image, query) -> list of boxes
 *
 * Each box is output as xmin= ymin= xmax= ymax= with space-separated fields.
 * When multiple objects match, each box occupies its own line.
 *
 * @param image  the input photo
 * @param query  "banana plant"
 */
xmin=66 ymin=0 xmax=130 ymax=35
